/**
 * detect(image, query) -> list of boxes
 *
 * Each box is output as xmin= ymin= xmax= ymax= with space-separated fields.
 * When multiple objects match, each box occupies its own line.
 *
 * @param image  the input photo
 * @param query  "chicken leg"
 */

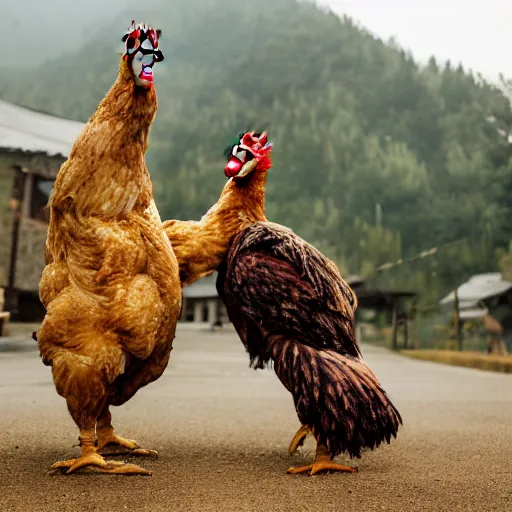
xmin=289 ymin=424 xmax=311 ymax=454
xmin=96 ymin=407 xmax=158 ymax=458
xmin=48 ymin=363 xmax=153 ymax=476
xmin=287 ymin=442 xmax=357 ymax=476
xmin=51 ymin=406 xmax=151 ymax=475
xmin=51 ymin=424 xmax=152 ymax=475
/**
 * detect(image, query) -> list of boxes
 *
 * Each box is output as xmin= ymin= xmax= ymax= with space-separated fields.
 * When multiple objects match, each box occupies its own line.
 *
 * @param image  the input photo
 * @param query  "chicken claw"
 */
xmin=289 ymin=424 xmax=311 ymax=454
xmin=97 ymin=429 xmax=158 ymax=458
xmin=51 ymin=452 xmax=108 ymax=473
xmin=288 ymin=461 xmax=358 ymax=476
xmin=287 ymin=443 xmax=357 ymax=476
xmin=50 ymin=452 xmax=152 ymax=476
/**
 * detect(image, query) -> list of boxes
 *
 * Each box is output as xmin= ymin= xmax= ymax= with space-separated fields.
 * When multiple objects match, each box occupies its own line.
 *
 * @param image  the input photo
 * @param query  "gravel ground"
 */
xmin=0 ymin=325 xmax=511 ymax=512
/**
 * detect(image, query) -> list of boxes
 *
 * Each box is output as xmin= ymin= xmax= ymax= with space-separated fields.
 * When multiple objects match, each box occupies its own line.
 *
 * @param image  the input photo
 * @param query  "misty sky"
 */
xmin=326 ymin=0 xmax=511 ymax=82
xmin=3 ymin=0 xmax=511 ymax=82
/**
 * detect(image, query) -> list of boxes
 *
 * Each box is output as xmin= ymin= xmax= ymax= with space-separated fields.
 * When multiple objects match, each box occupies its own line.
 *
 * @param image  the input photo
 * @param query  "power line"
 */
xmin=374 ymin=237 xmax=469 ymax=273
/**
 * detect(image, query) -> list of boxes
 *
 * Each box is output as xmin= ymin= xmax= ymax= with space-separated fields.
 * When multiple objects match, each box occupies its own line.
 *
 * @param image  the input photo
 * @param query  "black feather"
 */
xmin=222 ymin=131 xmax=249 ymax=159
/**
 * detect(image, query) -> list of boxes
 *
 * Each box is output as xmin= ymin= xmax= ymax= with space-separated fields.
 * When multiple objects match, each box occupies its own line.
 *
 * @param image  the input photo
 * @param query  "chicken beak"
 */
xmin=233 ymin=158 xmax=258 ymax=180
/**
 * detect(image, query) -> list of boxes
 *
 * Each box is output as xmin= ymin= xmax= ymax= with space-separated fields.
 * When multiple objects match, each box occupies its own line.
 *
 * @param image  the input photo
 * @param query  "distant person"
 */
xmin=483 ymin=314 xmax=507 ymax=356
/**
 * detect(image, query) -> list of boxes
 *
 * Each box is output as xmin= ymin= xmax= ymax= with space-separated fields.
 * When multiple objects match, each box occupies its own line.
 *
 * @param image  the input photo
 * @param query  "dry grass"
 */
xmin=400 ymin=349 xmax=512 ymax=374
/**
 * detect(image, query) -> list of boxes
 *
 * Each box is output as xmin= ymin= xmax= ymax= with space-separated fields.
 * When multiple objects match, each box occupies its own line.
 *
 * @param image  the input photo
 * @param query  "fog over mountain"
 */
xmin=4 ymin=0 xmax=510 ymax=83
xmin=4 ymin=0 xmax=126 ymax=67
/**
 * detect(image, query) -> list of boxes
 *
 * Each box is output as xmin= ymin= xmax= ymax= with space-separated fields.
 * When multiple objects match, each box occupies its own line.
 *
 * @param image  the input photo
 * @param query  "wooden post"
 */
xmin=193 ymin=301 xmax=203 ymax=323
xmin=180 ymin=297 xmax=187 ymax=321
xmin=355 ymin=323 xmax=362 ymax=344
xmin=391 ymin=295 xmax=398 ymax=351
xmin=454 ymin=287 xmax=462 ymax=351
xmin=207 ymin=299 xmax=217 ymax=325
xmin=21 ymin=171 xmax=33 ymax=218
xmin=403 ymin=316 xmax=408 ymax=349
xmin=214 ymin=299 xmax=222 ymax=327
xmin=4 ymin=167 xmax=28 ymax=317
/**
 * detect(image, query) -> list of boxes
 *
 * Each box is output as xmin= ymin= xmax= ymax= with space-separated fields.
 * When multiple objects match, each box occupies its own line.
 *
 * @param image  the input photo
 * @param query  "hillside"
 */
xmin=2 ymin=0 xmax=511 ymax=304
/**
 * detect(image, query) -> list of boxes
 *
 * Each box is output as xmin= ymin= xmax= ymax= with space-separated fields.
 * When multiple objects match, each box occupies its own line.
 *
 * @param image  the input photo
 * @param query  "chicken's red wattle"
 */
xmin=225 ymin=157 xmax=243 ymax=177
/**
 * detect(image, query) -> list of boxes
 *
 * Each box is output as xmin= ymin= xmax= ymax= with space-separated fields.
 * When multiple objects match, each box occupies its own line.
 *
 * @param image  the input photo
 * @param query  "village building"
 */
xmin=181 ymin=273 xmax=229 ymax=327
xmin=0 ymin=100 xmax=84 ymax=328
xmin=440 ymin=272 xmax=512 ymax=353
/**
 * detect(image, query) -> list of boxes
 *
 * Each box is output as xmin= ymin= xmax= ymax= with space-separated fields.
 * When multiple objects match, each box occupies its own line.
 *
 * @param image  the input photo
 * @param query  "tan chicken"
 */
xmin=165 ymin=132 xmax=401 ymax=475
xmin=36 ymin=21 xmax=181 ymax=475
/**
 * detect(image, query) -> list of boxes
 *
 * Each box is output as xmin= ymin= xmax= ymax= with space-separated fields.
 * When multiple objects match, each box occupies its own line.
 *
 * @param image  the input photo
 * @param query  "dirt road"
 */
xmin=0 ymin=326 xmax=511 ymax=511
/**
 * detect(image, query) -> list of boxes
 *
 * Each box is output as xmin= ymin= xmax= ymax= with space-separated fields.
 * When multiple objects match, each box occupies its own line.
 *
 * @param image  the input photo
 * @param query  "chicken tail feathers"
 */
xmin=271 ymin=336 xmax=402 ymax=458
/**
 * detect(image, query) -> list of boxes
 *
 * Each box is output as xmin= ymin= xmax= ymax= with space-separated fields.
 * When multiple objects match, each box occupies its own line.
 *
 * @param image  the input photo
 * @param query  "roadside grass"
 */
xmin=400 ymin=349 xmax=512 ymax=374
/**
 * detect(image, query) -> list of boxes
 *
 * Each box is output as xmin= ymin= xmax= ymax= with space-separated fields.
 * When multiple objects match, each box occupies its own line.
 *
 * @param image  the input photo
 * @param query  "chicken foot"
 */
xmin=96 ymin=407 xmax=158 ymax=458
xmin=51 ymin=429 xmax=152 ymax=476
xmin=287 ymin=442 xmax=357 ymax=476
xmin=289 ymin=424 xmax=311 ymax=454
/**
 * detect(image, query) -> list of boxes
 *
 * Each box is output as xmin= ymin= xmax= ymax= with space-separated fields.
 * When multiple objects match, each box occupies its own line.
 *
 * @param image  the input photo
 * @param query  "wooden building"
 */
xmin=181 ymin=272 xmax=229 ymax=326
xmin=0 ymin=100 xmax=84 ymax=321
xmin=348 ymin=275 xmax=417 ymax=349
xmin=439 ymin=272 xmax=512 ymax=351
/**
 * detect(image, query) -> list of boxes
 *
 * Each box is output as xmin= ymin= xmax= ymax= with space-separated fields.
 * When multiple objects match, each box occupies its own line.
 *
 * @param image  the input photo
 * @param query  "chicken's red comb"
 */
xmin=241 ymin=131 xmax=268 ymax=148
xmin=240 ymin=131 xmax=273 ymax=171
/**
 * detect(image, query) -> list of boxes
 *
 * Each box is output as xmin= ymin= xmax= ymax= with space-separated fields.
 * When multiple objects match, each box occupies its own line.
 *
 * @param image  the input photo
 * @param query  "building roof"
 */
xmin=183 ymin=273 xmax=219 ymax=299
xmin=354 ymin=287 xmax=417 ymax=310
xmin=0 ymin=100 xmax=84 ymax=158
xmin=440 ymin=272 xmax=512 ymax=306
xmin=345 ymin=274 xmax=365 ymax=287
xmin=460 ymin=307 xmax=489 ymax=320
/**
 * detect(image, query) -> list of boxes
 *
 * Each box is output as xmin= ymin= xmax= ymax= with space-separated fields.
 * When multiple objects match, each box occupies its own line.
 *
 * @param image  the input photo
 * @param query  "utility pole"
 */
xmin=391 ymin=295 xmax=398 ymax=351
xmin=453 ymin=287 xmax=462 ymax=351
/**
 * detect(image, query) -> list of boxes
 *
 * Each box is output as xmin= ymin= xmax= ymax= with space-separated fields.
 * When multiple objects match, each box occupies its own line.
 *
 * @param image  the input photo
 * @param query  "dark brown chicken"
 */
xmin=165 ymin=132 xmax=402 ymax=475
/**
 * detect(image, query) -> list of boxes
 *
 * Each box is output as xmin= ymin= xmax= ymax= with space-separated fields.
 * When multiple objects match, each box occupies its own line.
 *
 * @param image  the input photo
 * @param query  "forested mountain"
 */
xmin=2 ymin=0 xmax=511 ymax=305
